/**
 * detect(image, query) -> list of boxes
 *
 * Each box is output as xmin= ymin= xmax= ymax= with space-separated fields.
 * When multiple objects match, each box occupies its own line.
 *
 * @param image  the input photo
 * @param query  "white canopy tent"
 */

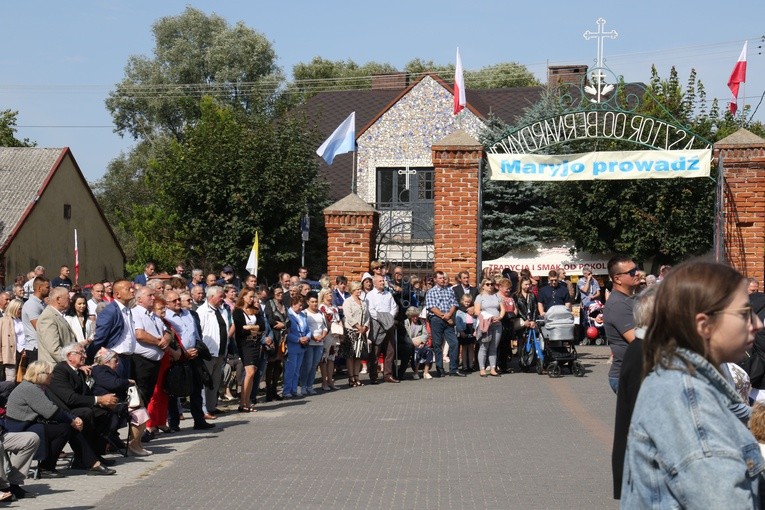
xmin=482 ymin=245 xmax=612 ymax=277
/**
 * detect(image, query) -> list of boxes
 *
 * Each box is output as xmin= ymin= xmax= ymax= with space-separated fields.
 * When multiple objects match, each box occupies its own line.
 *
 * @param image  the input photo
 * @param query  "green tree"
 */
xmin=290 ymin=58 xmax=541 ymax=99
xmin=0 ymin=109 xmax=35 ymax=147
xmin=479 ymin=104 xmax=559 ymax=260
xmin=105 ymin=6 xmax=282 ymax=140
xmin=92 ymin=139 xmax=185 ymax=274
xmin=147 ymin=97 xmax=328 ymax=274
xmin=292 ymin=57 xmax=397 ymax=93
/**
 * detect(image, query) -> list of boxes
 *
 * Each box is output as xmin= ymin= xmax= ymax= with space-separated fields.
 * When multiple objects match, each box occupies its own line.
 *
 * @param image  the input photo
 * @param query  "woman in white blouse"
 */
xmin=300 ymin=291 xmax=327 ymax=396
xmin=64 ymin=293 xmax=94 ymax=344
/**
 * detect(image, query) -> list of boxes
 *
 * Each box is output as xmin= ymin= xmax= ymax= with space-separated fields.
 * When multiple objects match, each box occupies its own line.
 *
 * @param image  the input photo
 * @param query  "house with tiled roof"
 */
xmin=304 ymin=72 xmax=553 ymax=202
xmin=0 ymin=147 xmax=125 ymax=287
xmin=303 ymin=66 xmax=585 ymax=271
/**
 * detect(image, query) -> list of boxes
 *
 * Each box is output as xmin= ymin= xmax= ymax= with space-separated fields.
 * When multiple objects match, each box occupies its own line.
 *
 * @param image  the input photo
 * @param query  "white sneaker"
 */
xmin=360 ymin=367 xmax=367 ymax=374
xmin=423 ymin=372 xmax=433 ymax=380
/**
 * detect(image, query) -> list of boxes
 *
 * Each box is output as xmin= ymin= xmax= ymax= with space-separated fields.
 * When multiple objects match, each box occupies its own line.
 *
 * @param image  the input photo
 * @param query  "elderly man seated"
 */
xmin=46 ymin=343 xmax=121 ymax=469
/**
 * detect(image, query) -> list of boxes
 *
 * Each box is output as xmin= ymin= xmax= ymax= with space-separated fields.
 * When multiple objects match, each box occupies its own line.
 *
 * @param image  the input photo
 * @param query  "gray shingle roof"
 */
xmin=0 ymin=147 xmax=64 ymax=250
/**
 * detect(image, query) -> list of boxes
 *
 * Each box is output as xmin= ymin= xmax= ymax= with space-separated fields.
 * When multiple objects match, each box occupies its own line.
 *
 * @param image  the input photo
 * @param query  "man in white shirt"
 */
xmin=366 ymin=275 xmax=399 ymax=384
xmin=132 ymin=287 xmax=170 ymax=406
xmin=197 ymin=286 xmax=227 ymax=417
xmin=22 ymin=266 xmax=44 ymax=300
xmin=165 ymin=291 xmax=213 ymax=430
xmin=87 ymin=283 xmax=105 ymax=319
xmin=90 ymin=279 xmax=136 ymax=379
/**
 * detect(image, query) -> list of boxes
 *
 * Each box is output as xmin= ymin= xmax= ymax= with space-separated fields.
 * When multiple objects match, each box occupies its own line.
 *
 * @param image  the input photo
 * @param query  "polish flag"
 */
xmin=453 ymin=48 xmax=466 ymax=114
xmin=727 ymin=41 xmax=748 ymax=114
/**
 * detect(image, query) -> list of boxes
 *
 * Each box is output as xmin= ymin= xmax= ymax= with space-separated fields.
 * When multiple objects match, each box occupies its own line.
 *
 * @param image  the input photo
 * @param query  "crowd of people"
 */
xmin=11 ymin=256 xmax=761 ymax=505
xmin=0 ymin=259 xmax=613 ymax=498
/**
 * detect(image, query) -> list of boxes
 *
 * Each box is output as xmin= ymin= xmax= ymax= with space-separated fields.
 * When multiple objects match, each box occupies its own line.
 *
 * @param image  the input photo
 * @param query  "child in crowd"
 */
xmin=405 ymin=307 xmax=433 ymax=379
xmin=455 ymin=294 xmax=476 ymax=372
xmin=749 ymin=403 xmax=765 ymax=457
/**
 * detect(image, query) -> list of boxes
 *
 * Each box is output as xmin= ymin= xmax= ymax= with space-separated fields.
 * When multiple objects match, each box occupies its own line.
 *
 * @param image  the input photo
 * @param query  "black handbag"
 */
xmin=164 ymin=362 xmax=193 ymax=397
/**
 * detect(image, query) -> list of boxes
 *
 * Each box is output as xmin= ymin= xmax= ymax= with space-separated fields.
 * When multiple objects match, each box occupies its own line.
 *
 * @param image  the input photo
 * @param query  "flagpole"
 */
xmin=742 ymin=80 xmax=747 ymax=125
xmin=351 ymin=150 xmax=357 ymax=194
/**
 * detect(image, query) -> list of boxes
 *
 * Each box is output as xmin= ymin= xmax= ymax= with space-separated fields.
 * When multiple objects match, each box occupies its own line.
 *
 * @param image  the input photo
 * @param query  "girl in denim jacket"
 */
xmin=621 ymin=261 xmax=765 ymax=508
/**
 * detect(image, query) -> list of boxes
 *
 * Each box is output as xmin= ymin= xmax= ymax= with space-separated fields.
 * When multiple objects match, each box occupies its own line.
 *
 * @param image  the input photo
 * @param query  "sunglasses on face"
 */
xmin=616 ymin=267 xmax=639 ymax=277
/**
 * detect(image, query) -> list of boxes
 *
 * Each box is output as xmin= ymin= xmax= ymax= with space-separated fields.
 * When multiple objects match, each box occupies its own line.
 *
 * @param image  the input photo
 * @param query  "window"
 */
xmin=63 ymin=204 xmax=72 ymax=220
xmin=376 ymin=167 xmax=433 ymax=208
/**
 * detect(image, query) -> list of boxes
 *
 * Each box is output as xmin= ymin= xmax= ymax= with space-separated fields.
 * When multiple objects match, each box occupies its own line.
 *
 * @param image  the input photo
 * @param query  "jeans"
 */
xmin=300 ymin=344 xmax=324 ymax=392
xmin=429 ymin=317 xmax=458 ymax=373
xmin=478 ymin=322 xmax=502 ymax=369
xmin=609 ymin=376 xmax=619 ymax=394
xmin=282 ymin=343 xmax=305 ymax=396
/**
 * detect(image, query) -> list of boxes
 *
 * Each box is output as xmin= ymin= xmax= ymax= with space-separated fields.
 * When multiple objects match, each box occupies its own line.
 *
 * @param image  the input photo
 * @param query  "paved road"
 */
xmin=17 ymin=346 xmax=617 ymax=509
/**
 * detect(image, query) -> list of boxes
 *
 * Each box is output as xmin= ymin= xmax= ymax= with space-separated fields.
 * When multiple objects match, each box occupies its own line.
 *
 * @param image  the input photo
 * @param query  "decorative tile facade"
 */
xmin=356 ymin=76 xmax=485 ymax=204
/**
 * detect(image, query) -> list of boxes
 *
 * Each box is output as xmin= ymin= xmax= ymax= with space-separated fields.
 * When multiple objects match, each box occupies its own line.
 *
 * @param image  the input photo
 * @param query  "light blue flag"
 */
xmin=316 ymin=111 xmax=355 ymax=165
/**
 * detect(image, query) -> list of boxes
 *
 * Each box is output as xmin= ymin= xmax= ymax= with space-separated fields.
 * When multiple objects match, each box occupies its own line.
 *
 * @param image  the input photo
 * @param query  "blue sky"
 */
xmin=1 ymin=0 xmax=763 ymax=181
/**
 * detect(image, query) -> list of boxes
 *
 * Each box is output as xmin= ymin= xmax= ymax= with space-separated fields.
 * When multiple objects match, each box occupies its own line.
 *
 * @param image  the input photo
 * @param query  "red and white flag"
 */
xmin=453 ymin=48 xmax=466 ymax=114
xmin=727 ymin=41 xmax=748 ymax=114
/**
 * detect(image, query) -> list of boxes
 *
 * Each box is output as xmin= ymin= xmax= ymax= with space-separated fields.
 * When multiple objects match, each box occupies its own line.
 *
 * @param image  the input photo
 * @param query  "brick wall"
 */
xmin=715 ymin=129 xmax=765 ymax=282
xmin=431 ymin=131 xmax=483 ymax=283
xmin=324 ymin=194 xmax=377 ymax=281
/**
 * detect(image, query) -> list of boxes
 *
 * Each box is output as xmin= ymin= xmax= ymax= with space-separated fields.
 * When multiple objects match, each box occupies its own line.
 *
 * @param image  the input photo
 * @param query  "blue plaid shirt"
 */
xmin=425 ymin=284 xmax=459 ymax=318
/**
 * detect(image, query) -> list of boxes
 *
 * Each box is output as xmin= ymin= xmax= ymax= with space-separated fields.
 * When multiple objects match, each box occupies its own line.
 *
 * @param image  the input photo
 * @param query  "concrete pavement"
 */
xmin=15 ymin=345 xmax=617 ymax=509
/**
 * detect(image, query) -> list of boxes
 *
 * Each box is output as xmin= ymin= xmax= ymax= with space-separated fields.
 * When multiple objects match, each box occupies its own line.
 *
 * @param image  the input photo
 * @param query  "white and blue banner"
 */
xmin=488 ymin=149 xmax=711 ymax=181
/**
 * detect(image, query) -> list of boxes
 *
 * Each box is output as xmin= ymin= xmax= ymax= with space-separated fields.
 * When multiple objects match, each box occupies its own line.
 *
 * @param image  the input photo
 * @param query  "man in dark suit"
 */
xmin=133 ymin=262 xmax=156 ymax=286
xmin=452 ymin=270 xmax=478 ymax=311
xmin=48 ymin=343 xmax=119 ymax=475
xmin=89 ymin=279 xmax=136 ymax=378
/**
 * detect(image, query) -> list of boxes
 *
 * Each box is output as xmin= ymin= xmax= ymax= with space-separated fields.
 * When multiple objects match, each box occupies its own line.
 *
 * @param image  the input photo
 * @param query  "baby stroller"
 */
xmin=536 ymin=305 xmax=585 ymax=378
xmin=580 ymin=301 xmax=607 ymax=346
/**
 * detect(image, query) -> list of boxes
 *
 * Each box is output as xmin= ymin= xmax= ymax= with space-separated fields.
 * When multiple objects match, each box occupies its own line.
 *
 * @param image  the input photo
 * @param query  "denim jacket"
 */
xmin=621 ymin=348 xmax=764 ymax=509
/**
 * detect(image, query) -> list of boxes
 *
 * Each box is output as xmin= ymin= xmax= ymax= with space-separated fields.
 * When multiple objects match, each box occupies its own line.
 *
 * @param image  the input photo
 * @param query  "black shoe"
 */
xmin=141 ymin=430 xmax=155 ymax=443
xmin=169 ymin=425 xmax=181 ymax=432
xmin=449 ymin=371 xmax=467 ymax=377
xmin=9 ymin=485 xmax=35 ymax=499
xmin=193 ymin=422 xmax=215 ymax=430
xmin=369 ymin=379 xmax=380 ymax=385
xmin=86 ymin=465 xmax=116 ymax=476
xmin=211 ymin=409 xmax=225 ymax=415
xmin=39 ymin=469 xmax=65 ymax=479
xmin=97 ymin=457 xmax=116 ymax=467
xmin=435 ymin=368 xmax=445 ymax=378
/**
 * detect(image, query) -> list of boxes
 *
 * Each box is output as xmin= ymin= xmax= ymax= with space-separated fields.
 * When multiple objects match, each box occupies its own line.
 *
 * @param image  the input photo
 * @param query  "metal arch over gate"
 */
xmin=483 ymin=17 xmax=722 ymax=256
xmin=485 ymin=64 xmax=714 ymax=183
xmin=482 ymin=66 xmax=717 ymax=174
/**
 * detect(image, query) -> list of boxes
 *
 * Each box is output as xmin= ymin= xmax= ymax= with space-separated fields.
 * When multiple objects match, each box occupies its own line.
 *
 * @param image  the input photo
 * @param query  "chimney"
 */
xmin=547 ymin=65 xmax=588 ymax=86
xmin=371 ymin=73 xmax=409 ymax=90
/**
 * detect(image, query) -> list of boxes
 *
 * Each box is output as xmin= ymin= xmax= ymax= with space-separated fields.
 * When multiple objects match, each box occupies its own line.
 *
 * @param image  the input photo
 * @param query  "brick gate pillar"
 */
xmin=714 ymin=128 xmax=765 ymax=281
xmin=431 ymin=131 xmax=483 ymax=283
xmin=323 ymin=193 xmax=378 ymax=281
